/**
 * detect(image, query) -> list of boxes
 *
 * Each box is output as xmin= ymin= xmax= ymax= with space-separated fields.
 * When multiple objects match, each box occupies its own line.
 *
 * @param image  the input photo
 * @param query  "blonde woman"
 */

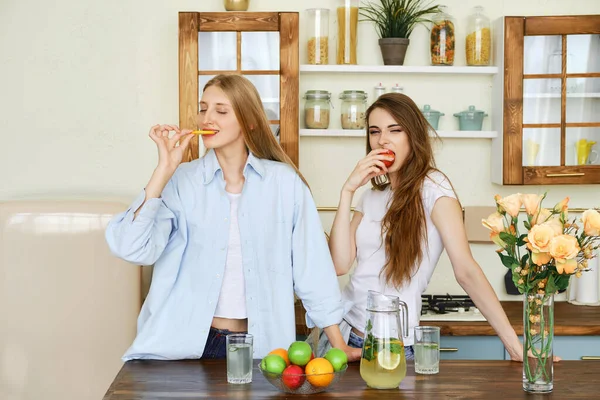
xmin=106 ymin=75 xmax=361 ymax=362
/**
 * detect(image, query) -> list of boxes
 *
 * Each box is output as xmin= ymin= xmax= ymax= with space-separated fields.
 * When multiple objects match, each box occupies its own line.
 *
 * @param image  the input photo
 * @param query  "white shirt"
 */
xmin=214 ymin=192 xmax=247 ymax=318
xmin=342 ymin=171 xmax=457 ymax=346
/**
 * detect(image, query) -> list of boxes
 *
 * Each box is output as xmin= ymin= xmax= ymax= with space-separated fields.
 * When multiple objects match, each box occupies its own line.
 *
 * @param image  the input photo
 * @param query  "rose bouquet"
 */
xmin=482 ymin=193 xmax=600 ymax=393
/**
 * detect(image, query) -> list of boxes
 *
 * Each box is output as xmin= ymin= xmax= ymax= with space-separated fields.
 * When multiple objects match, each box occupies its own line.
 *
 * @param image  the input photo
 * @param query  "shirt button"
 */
xmin=221 ymin=247 xmax=225 ymax=251
xmin=224 ymin=217 xmax=228 ymax=222
xmin=209 ymin=301 xmax=213 ymax=305
xmin=216 ymin=274 xmax=220 ymax=278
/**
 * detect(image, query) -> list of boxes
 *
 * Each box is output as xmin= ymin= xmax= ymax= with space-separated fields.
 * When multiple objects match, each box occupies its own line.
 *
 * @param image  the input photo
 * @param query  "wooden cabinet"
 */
xmin=506 ymin=336 xmax=600 ymax=361
xmin=440 ymin=336 xmax=505 ymax=360
xmin=178 ymin=12 xmax=299 ymax=165
xmin=492 ymin=15 xmax=600 ymax=185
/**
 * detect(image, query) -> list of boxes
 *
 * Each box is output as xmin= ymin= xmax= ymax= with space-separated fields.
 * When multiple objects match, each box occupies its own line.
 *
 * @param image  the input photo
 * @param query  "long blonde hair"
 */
xmin=365 ymin=93 xmax=456 ymax=288
xmin=203 ymin=75 xmax=308 ymax=187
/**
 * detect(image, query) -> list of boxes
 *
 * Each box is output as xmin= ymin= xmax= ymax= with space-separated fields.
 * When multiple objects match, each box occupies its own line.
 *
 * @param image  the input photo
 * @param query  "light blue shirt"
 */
xmin=105 ymin=149 xmax=344 ymax=360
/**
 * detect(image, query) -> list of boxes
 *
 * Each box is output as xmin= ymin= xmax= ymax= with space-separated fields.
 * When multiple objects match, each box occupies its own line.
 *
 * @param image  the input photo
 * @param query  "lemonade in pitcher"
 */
xmin=359 ymin=291 xmax=409 ymax=389
xmin=360 ymin=336 xmax=407 ymax=388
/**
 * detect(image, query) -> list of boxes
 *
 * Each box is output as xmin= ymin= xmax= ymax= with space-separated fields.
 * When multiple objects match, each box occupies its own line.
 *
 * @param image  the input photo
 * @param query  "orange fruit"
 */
xmin=268 ymin=348 xmax=290 ymax=366
xmin=304 ymin=358 xmax=334 ymax=387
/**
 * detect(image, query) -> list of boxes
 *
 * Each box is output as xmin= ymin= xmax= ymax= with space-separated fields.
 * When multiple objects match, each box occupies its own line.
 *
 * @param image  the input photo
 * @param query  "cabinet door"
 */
xmin=507 ymin=336 xmax=600 ymax=360
xmin=502 ymin=16 xmax=600 ymax=185
xmin=178 ymin=12 xmax=299 ymax=165
xmin=440 ymin=336 xmax=505 ymax=360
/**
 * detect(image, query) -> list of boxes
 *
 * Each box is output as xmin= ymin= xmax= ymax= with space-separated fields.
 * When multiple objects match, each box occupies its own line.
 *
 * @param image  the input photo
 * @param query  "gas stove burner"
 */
xmin=422 ymin=294 xmax=476 ymax=315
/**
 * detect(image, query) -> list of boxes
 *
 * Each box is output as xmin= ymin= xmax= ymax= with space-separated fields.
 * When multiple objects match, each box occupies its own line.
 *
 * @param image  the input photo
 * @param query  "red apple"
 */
xmin=381 ymin=149 xmax=395 ymax=168
xmin=282 ymin=364 xmax=305 ymax=390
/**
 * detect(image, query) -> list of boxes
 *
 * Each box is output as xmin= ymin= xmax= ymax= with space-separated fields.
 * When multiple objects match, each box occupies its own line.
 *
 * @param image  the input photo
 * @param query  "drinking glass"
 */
xmin=226 ymin=333 xmax=253 ymax=384
xmin=414 ymin=326 xmax=440 ymax=374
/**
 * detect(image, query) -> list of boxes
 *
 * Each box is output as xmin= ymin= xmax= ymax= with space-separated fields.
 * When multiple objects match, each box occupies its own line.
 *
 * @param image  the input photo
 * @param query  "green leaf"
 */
xmin=362 ymin=333 xmax=376 ymax=361
xmin=517 ymin=234 xmax=528 ymax=247
xmin=389 ymin=340 xmax=402 ymax=355
xmin=555 ymin=274 xmax=571 ymax=292
xmin=499 ymin=231 xmax=517 ymax=246
xmin=499 ymin=253 xmax=518 ymax=269
xmin=546 ymin=276 xmax=558 ymax=294
xmin=366 ymin=319 xmax=373 ymax=332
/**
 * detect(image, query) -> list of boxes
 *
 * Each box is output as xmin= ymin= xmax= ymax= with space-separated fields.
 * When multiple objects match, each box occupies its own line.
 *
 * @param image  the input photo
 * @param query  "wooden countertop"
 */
xmin=296 ymin=301 xmax=600 ymax=337
xmin=103 ymin=359 xmax=600 ymax=399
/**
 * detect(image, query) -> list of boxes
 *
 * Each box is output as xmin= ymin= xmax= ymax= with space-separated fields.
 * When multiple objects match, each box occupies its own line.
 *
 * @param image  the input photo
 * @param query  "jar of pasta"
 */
xmin=430 ymin=6 xmax=455 ymax=66
xmin=336 ymin=0 xmax=359 ymax=64
xmin=304 ymin=90 xmax=331 ymax=129
xmin=339 ymin=90 xmax=367 ymax=129
xmin=466 ymin=6 xmax=491 ymax=66
xmin=306 ymin=8 xmax=329 ymax=65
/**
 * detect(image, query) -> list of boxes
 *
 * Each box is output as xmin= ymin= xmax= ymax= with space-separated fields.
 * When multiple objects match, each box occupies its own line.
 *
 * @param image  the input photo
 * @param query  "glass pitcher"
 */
xmin=359 ymin=290 xmax=409 ymax=389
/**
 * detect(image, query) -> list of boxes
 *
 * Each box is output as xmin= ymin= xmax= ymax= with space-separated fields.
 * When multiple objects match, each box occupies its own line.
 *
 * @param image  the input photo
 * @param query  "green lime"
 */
xmin=260 ymin=354 xmax=287 ymax=374
xmin=324 ymin=348 xmax=348 ymax=372
xmin=287 ymin=341 xmax=313 ymax=367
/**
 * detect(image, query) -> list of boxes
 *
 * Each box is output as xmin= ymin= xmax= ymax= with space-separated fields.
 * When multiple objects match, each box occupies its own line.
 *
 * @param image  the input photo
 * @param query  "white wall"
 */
xmin=2 ymin=0 xmax=599 ymax=301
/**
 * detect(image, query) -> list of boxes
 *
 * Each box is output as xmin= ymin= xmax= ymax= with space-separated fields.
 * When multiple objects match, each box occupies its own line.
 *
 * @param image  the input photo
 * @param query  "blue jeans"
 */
xmin=348 ymin=330 xmax=414 ymax=360
xmin=201 ymin=327 xmax=247 ymax=359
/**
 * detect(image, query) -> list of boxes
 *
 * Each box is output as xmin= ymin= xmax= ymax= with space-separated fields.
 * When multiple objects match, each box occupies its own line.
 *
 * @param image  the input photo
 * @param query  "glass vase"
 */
xmin=523 ymin=292 xmax=554 ymax=393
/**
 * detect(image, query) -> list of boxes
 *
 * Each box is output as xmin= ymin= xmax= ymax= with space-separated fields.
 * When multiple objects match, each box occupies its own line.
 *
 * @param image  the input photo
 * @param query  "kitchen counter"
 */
xmin=103 ymin=359 xmax=600 ymax=399
xmin=296 ymin=301 xmax=600 ymax=336
xmin=426 ymin=301 xmax=600 ymax=336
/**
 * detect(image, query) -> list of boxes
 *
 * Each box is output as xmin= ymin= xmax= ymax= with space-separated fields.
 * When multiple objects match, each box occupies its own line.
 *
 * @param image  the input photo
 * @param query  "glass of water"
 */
xmin=414 ymin=326 xmax=440 ymax=374
xmin=226 ymin=333 xmax=253 ymax=384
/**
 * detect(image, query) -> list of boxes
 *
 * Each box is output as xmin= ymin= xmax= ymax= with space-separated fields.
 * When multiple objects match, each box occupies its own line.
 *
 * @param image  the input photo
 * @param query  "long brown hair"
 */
xmin=203 ymin=74 xmax=309 ymax=187
xmin=365 ymin=93 xmax=453 ymax=288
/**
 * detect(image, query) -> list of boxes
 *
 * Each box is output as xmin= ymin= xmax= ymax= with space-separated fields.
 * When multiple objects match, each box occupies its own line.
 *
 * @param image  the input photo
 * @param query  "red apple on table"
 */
xmin=282 ymin=365 xmax=305 ymax=390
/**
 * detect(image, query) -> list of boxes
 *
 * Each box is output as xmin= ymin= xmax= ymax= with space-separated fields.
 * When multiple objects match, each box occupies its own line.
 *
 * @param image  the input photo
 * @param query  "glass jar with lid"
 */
xmin=430 ymin=6 xmax=455 ymax=66
xmin=339 ymin=90 xmax=367 ymax=129
xmin=306 ymin=8 xmax=329 ymax=65
xmin=304 ymin=90 xmax=331 ymax=129
xmin=466 ymin=6 xmax=491 ymax=66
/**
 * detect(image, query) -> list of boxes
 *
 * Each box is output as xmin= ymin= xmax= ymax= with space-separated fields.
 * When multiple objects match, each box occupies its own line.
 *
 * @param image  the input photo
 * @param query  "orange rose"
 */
xmin=540 ymin=218 xmax=563 ymax=236
xmin=556 ymin=258 xmax=578 ymax=274
xmin=582 ymin=209 xmax=600 ymax=236
xmin=549 ymin=234 xmax=580 ymax=268
xmin=490 ymin=232 xmax=508 ymax=249
xmin=482 ymin=212 xmax=505 ymax=233
xmin=497 ymin=194 xmax=522 ymax=218
xmin=531 ymin=251 xmax=552 ymax=266
xmin=532 ymin=208 xmax=551 ymax=226
xmin=527 ymin=224 xmax=556 ymax=253
xmin=553 ymin=197 xmax=569 ymax=213
xmin=520 ymin=194 xmax=543 ymax=216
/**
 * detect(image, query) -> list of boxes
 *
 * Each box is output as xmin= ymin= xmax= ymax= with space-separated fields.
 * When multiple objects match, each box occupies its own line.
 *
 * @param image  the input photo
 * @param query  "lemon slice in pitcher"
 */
xmin=377 ymin=348 xmax=401 ymax=370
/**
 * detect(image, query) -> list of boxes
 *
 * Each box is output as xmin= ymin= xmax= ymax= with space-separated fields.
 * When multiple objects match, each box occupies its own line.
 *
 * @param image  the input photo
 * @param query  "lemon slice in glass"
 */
xmin=377 ymin=348 xmax=401 ymax=370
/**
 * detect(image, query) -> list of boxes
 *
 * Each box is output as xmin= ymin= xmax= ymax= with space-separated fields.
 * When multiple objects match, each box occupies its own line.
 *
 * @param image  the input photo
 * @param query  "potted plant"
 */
xmin=360 ymin=0 xmax=441 ymax=65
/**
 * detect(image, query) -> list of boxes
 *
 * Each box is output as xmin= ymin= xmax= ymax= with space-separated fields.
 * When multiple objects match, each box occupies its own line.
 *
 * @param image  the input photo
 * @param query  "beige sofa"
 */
xmin=0 ymin=201 xmax=141 ymax=400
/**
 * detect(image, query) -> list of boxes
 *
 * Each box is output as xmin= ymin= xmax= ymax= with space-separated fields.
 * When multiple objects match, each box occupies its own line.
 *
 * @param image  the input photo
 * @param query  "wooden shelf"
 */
xmin=300 ymin=129 xmax=498 ymax=138
xmin=300 ymin=65 xmax=499 ymax=75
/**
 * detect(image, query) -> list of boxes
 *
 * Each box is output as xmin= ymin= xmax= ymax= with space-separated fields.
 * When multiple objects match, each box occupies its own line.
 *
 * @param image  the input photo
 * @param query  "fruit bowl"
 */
xmin=258 ymin=363 xmax=348 ymax=394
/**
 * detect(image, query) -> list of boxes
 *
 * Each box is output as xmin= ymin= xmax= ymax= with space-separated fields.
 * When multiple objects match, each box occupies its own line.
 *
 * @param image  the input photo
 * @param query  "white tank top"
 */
xmin=214 ymin=192 xmax=247 ymax=319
